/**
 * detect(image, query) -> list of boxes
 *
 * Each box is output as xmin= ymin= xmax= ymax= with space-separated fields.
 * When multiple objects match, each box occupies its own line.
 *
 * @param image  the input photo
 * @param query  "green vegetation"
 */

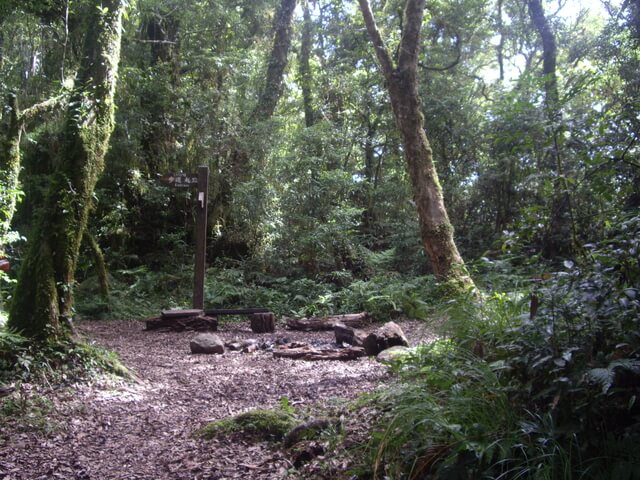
xmin=357 ymin=214 xmax=640 ymax=479
xmin=197 ymin=407 xmax=297 ymax=442
xmin=0 ymin=389 xmax=58 ymax=434
xmin=1 ymin=0 xmax=639 ymax=477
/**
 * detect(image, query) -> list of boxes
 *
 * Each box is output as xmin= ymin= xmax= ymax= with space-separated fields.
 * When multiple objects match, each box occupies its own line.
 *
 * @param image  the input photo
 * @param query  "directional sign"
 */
xmin=159 ymin=167 xmax=209 ymax=309
xmin=160 ymin=172 xmax=199 ymax=188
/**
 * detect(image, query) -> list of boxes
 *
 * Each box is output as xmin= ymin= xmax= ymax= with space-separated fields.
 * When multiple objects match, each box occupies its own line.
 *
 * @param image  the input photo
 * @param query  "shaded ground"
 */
xmin=0 ymin=318 xmax=435 ymax=479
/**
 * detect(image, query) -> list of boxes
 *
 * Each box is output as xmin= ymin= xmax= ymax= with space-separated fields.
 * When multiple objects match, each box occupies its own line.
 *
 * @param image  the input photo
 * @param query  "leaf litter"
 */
xmin=0 ymin=318 xmax=435 ymax=479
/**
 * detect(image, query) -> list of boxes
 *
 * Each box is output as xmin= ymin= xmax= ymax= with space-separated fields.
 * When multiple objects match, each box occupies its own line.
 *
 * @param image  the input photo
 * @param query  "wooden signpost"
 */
xmin=161 ymin=166 xmax=209 ymax=309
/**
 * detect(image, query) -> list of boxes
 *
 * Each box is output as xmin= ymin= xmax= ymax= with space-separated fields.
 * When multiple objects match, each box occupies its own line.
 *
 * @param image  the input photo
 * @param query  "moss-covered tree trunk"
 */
xmin=358 ymin=0 xmax=472 ymax=285
xmin=0 ymin=94 xmax=22 ymax=243
xmin=8 ymin=0 xmax=125 ymax=339
xmin=1 ymin=92 xmax=67 ymax=243
xmin=250 ymin=0 xmax=297 ymax=123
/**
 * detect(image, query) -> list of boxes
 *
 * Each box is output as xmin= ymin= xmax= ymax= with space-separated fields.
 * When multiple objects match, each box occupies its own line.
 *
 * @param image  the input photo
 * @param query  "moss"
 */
xmin=196 ymin=408 xmax=296 ymax=442
xmin=0 ymin=93 xmax=23 ymax=241
xmin=8 ymin=0 xmax=125 ymax=340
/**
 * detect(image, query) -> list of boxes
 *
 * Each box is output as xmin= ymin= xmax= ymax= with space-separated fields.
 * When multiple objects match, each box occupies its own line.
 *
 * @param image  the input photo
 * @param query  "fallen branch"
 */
xmin=273 ymin=345 xmax=365 ymax=361
xmin=285 ymin=312 xmax=370 ymax=331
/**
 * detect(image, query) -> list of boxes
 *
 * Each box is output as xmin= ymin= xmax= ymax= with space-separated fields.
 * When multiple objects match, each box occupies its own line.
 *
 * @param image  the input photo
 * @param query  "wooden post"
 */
xmin=193 ymin=165 xmax=209 ymax=309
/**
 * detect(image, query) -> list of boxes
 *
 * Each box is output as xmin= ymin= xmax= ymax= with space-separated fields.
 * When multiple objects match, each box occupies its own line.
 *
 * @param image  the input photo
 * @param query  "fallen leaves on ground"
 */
xmin=0 ymin=319 xmax=435 ymax=479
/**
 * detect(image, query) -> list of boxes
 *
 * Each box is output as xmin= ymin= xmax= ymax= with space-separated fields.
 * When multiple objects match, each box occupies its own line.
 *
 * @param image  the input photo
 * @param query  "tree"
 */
xmin=8 ymin=0 xmax=126 ymax=339
xmin=299 ymin=0 xmax=315 ymax=128
xmin=528 ymin=0 xmax=576 ymax=259
xmin=357 ymin=0 xmax=472 ymax=284
xmin=0 ymin=92 xmax=66 ymax=242
xmin=211 ymin=0 xmax=297 ymax=257
xmin=250 ymin=0 xmax=297 ymax=123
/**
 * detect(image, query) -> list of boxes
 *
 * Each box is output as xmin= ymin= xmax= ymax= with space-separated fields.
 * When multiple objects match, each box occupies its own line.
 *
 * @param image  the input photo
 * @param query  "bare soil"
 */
xmin=0 ymin=318 xmax=435 ymax=480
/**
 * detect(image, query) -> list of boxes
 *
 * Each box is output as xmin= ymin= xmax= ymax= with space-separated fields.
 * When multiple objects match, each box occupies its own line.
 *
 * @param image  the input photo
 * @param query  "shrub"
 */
xmin=363 ymin=214 xmax=640 ymax=479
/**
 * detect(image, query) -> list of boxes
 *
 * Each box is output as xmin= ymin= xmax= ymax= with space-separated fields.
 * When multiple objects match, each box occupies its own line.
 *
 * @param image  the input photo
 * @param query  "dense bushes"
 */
xmin=362 ymin=215 xmax=640 ymax=479
xmin=75 ymin=255 xmax=439 ymax=322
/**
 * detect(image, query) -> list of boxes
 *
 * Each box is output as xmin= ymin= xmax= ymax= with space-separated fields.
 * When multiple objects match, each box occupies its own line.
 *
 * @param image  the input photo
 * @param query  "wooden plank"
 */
xmin=204 ymin=307 xmax=271 ymax=315
xmin=161 ymin=309 xmax=204 ymax=318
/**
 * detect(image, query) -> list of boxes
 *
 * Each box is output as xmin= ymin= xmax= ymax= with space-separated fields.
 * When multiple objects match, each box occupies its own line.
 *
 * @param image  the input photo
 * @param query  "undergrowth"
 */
xmin=358 ymin=214 xmax=640 ymax=479
xmin=75 ymin=258 xmax=441 ymax=321
xmin=1 ymin=329 xmax=129 ymax=386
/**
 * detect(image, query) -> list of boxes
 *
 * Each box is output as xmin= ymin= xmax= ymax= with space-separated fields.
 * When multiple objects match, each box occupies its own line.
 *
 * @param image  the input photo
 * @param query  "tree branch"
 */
xmin=19 ymin=93 xmax=68 ymax=123
xmin=358 ymin=0 xmax=395 ymax=79
xmin=418 ymin=33 xmax=461 ymax=71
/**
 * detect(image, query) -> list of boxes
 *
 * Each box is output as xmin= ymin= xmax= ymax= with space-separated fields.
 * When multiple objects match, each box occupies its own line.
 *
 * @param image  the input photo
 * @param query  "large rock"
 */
xmin=334 ymin=323 xmax=367 ymax=347
xmin=190 ymin=333 xmax=225 ymax=354
xmin=363 ymin=321 xmax=409 ymax=356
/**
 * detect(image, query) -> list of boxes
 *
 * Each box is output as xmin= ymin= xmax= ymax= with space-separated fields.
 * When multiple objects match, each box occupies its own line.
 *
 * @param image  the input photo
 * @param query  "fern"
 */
xmin=586 ymin=359 xmax=640 ymax=394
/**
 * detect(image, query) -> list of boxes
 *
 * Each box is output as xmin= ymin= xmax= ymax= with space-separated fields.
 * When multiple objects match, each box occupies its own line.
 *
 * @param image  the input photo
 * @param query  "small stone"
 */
xmin=225 ymin=340 xmax=243 ymax=351
xmin=190 ymin=333 xmax=225 ymax=354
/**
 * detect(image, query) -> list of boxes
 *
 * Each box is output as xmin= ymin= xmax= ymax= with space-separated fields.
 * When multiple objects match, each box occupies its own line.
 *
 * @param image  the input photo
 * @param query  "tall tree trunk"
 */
xmin=299 ymin=0 xmax=315 ymax=128
xmin=357 ymin=0 xmax=472 ymax=285
xmin=528 ymin=0 xmax=577 ymax=259
xmin=84 ymin=230 xmax=110 ymax=300
xmin=211 ymin=0 xmax=297 ymax=258
xmin=140 ymin=7 xmax=180 ymax=174
xmin=8 ymin=0 xmax=125 ymax=340
xmin=496 ymin=0 xmax=505 ymax=81
xmin=251 ymin=0 xmax=297 ymax=122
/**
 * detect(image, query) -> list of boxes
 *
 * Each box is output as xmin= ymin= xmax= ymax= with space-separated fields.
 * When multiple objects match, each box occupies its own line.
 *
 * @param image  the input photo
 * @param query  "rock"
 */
xmin=225 ymin=340 xmax=243 ymax=351
xmin=334 ymin=322 xmax=367 ymax=347
xmin=363 ymin=321 xmax=409 ymax=356
xmin=190 ymin=333 xmax=225 ymax=354
xmin=376 ymin=346 xmax=413 ymax=363
xmin=146 ymin=314 xmax=218 ymax=331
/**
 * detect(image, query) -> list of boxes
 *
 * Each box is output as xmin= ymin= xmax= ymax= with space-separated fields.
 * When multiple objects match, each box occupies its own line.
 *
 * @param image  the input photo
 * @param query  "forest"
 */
xmin=0 ymin=0 xmax=639 ymax=478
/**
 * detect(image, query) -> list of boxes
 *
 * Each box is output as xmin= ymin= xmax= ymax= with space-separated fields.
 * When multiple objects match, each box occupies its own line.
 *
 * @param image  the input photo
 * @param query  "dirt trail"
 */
xmin=0 ymin=319 xmax=432 ymax=479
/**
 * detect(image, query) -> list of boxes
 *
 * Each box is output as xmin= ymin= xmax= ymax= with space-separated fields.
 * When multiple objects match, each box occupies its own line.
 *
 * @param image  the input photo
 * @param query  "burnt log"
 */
xmin=145 ymin=314 xmax=218 ymax=332
xmin=334 ymin=323 xmax=367 ymax=347
xmin=363 ymin=321 xmax=409 ymax=356
xmin=286 ymin=312 xmax=370 ymax=331
xmin=250 ymin=312 xmax=276 ymax=333
xmin=273 ymin=345 xmax=365 ymax=361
